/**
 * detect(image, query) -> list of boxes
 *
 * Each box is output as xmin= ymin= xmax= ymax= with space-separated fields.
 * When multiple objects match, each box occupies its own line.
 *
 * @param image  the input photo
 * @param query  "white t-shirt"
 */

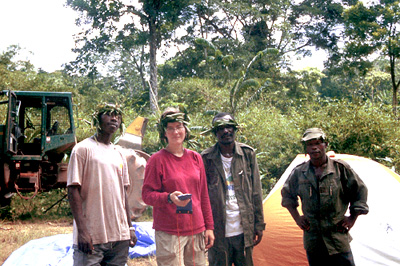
xmin=221 ymin=154 xmax=243 ymax=237
xmin=67 ymin=137 xmax=130 ymax=245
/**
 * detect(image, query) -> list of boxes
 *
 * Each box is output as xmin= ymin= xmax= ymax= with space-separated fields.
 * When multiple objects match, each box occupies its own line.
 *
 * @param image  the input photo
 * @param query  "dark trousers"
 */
xmin=73 ymin=240 xmax=129 ymax=266
xmin=306 ymin=240 xmax=355 ymax=266
xmin=208 ymin=234 xmax=254 ymax=266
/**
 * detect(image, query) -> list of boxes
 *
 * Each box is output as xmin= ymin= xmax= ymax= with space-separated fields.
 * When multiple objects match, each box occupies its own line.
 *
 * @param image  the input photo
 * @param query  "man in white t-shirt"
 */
xmin=202 ymin=112 xmax=265 ymax=266
xmin=67 ymin=104 xmax=137 ymax=266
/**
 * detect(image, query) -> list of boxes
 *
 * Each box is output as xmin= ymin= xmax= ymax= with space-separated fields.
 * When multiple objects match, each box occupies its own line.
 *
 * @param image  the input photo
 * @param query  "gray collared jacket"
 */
xmin=281 ymin=157 xmax=369 ymax=255
xmin=201 ymin=141 xmax=266 ymax=249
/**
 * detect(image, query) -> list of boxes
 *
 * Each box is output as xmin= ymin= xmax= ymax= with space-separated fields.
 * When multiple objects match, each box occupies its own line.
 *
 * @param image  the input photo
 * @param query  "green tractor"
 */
xmin=0 ymin=90 xmax=149 ymax=220
xmin=0 ymin=90 xmax=76 ymax=211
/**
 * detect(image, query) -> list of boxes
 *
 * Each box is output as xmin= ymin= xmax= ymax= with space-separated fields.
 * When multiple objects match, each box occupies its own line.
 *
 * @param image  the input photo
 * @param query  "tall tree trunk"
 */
xmin=149 ymin=18 xmax=158 ymax=113
xmin=130 ymin=47 xmax=147 ymax=98
xmin=390 ymin=53 xmax=398 ymax=116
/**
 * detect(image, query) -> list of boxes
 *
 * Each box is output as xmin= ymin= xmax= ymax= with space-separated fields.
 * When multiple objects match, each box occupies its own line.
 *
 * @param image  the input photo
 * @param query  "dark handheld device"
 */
xmin=176 ymin=194 xmax=192 ymax=214
xmin=177 ymin=194 xmax=192 ymax=201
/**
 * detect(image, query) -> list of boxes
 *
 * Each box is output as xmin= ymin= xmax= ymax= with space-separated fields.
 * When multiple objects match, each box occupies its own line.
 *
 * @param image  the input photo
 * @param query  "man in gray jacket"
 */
xmin=201 ymin=112 xmax=265 ymax=266
xmin=281 ymin=128 xmax=368 ymax=266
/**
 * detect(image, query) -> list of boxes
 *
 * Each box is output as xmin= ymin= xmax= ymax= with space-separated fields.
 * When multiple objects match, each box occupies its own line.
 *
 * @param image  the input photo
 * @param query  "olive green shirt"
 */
xmin=202 ymin=142 xmax=266 ymax=249
xmin=281 ymin=157 xmax=368 ymax=255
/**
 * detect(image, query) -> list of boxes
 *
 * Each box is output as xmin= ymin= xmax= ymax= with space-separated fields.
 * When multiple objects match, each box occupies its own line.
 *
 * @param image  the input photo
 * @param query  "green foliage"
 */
xmin=235 ymin=105 xmax=303 ymax=192
xmin=319 ymin=57 xmax=394 ymax=105
xmin=2 ymin=0 xmax=400 ymax=201
xmin=148 ymin=76 xmax=400 ymax=196
xmin=160 ymin=78 xmax=231 ymax=114
xmin=0 ymin=46 xmax=75 ymax=93
xmin=142 ymin=114 xmax=163 ymax=155
xmin=7 ymin=189 xmax=71 ymax=222
xmin=289 ymin=98 xmax=400 ymax=169
xmin=343 ymin=0 xmax=400 ymax=112
xmin=66 ymin=0 xmax=199 ymax=112
xmin=194 ymin=39 xmax=282 ymax=114
xmin=309 ymin=100 xmax=398 ymax=165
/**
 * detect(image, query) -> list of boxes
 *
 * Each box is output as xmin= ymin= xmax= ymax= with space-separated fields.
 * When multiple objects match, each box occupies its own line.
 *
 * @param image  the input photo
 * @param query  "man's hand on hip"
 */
xmin=253 ymin=230 xmax=263 ymax=246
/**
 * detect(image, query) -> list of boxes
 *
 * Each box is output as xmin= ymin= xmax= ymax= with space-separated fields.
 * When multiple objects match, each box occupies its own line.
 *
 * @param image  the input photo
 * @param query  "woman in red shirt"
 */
xmin=142 ymin=107 xmax=214 ymax=266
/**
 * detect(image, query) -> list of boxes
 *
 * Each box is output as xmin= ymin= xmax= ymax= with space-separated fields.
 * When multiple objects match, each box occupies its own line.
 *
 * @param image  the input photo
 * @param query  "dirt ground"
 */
xmin=0 ymin=220 xmax=156 ymax=266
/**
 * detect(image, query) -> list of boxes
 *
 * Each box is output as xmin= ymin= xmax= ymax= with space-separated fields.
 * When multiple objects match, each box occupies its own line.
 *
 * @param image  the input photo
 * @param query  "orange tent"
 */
xmin=253 ymin=153 xmax=400 ymax=266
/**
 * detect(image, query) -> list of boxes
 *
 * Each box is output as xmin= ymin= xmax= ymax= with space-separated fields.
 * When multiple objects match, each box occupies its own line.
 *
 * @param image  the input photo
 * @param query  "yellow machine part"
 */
xmin=126 ymin=116 xmax=147 ymax=137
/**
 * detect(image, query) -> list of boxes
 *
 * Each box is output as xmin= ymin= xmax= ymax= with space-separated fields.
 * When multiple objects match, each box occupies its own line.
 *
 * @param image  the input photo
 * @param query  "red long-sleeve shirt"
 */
xmin=142 ymin=148 xmax=214 ymax=235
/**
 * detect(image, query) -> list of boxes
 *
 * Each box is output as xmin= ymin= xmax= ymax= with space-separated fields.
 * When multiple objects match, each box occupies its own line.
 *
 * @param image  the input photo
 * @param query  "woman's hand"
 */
xmin=170 ymin=191 xmax=191 ymax=207
xmin=204 ymin=229 xmax=215 ymax=249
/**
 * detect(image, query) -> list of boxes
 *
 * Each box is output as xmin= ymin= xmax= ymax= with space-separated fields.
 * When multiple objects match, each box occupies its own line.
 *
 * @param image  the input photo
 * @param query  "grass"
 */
xmin=0 ymin=189 xmax=156 ymax=265
xmin=1 ymin=188 xmax=72 ymax=221
xmin=0 ymin=218 xmax=73 ymax=264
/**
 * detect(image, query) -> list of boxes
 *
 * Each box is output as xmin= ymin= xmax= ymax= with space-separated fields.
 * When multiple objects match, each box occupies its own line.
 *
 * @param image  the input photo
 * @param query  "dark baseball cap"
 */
xmin=301 ymin=128 xmax=326 ymax=142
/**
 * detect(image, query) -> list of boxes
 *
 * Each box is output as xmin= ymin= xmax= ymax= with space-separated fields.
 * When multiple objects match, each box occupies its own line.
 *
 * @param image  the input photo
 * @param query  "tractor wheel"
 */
xmin=0 ymin=163 xmax=13 ymax=219
xmin=0 ymin=192 xmax=12 ymax=219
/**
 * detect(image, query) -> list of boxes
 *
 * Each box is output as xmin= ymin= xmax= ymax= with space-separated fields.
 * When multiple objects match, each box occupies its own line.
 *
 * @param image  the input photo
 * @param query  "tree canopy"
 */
xmin=2 ymin=0 xmax=400 ymax=195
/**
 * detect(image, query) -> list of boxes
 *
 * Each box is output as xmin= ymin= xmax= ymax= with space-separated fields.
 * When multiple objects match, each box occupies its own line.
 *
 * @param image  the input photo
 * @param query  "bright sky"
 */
xmin=0 ymin=0 xmax=81 ymax=72
xmin=0 ymin=0 xmax=324 ymax=73
xmin=292 ymin=49 xmax=326 ymax=70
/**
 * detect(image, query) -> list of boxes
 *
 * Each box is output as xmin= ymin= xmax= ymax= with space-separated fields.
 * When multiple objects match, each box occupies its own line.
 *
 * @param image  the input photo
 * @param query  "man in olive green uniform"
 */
xmin=281 ymin=128 xmax=368 ymax=266
xmin=202 ymin=112 xmax=265 ymax=266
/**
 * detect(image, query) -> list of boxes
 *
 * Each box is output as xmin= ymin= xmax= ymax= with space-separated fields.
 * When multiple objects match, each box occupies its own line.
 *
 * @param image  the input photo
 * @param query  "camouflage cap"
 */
xmin=157 ymin=108 xmax=191 ymax=145
xmin=158 ymin=112 xmax=189 ymax=129
xmin=301 ymin=128 xmax=326 ymax=142
xmin=201 ymin=114 xmax=239 ymax=135
xmin=92 ymin=103 xmax=124 ymax=134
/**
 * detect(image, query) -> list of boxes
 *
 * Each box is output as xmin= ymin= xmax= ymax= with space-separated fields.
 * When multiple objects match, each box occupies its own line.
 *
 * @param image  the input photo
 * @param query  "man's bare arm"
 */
xmin=124 ymin=187 xmax=137 ymax=247
xmin=68 ymin=185 xmax=93 ymax=254
xmin=286 ymin=206 xmax=310 ymax=231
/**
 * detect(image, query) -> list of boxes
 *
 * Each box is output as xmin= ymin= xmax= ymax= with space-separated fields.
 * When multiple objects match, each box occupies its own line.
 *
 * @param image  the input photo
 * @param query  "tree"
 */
xmin=195 ymin=0 xmax=348 ymax=64
xmin=343 ymin=1 xmax=400 ymax=114
xmin=195 ymin=38 xmax=279 ymax=114
xmin=66 ymin=0 xmax=197 ymax=113
xmin=159 ymin=0 xmax=352 ymax=88
xmin=0 ymin=45 xmax=36 ymax=91
xmin=0 ymin=45 xmax=77 ymax=94
xmin=285 ymin=67 xmax=325 ymax=100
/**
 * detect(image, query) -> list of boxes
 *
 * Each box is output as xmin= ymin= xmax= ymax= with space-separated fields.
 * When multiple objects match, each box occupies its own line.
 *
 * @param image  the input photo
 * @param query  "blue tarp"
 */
xmin=3 ymin=222 xmax=156 ymax=266
xmin=128 ymin=222 xmax=156 ymax=259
